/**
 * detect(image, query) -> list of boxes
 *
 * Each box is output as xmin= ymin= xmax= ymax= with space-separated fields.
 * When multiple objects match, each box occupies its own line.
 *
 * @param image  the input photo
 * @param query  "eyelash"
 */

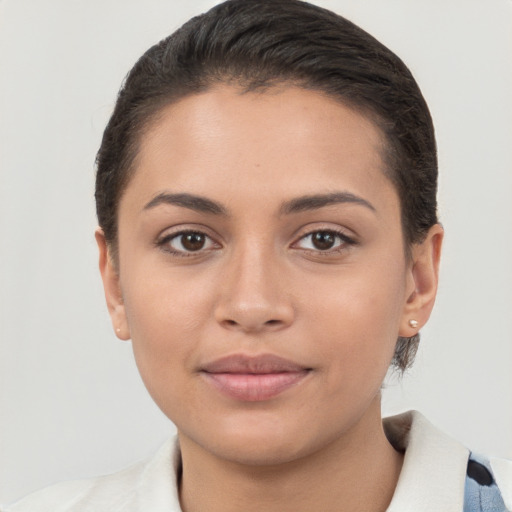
xmin=156 ymin=228 xmax=357 ymax=257
xmin=292 ymin=228 xmax=357 ymax=255
xmin=156 ymin=230 xmax=219 ymax=257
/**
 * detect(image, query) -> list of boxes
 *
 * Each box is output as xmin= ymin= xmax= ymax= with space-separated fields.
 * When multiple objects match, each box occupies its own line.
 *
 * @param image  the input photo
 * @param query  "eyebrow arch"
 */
xmin=143 ymin=192 xmax=227 ymax=215
xmin=280 ymin=192 xmax=376 ymax=215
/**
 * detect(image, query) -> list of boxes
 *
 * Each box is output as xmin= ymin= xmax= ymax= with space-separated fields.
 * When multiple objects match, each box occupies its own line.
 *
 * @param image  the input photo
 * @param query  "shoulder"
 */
xmin=384 ymin=411 xmax=512 ymax=512
xmin=465 ymin=454 xmax=512 ymax=512
xmin=490 ymin=457 xmax=512 ymax=501
xmin=2 ymin=437 xmax=182 ymax=512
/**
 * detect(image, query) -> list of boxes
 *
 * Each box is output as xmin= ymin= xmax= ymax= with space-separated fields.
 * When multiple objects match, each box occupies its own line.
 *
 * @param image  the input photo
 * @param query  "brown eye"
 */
xmin=163 ymin=231 xmax=217 ymax=254
xmin=181 ymin=232 xmax=206 ymax=251
xmin=295 ymin=229 xmax=355 ymax=253
xmin=311 ymin=231 xmax=336 ymax=250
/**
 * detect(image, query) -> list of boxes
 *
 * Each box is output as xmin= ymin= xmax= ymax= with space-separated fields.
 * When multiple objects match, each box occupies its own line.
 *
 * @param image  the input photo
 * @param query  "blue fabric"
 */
xmin=464 ymin=453 xmax=509 ymax=512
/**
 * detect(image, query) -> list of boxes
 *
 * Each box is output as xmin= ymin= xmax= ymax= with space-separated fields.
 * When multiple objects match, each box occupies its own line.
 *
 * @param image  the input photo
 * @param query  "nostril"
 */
xmin=220 ymin=317 xmax=284 ymax=332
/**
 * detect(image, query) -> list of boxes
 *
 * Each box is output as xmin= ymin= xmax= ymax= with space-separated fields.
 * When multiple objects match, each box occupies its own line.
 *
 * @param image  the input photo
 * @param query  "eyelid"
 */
xmin=291 ymin=223 xmax=357 ymax=243
xmin=155 ymin=225 xmax=223 ymax=256
xmin=290 ymin=225 xmax=358 ymax=253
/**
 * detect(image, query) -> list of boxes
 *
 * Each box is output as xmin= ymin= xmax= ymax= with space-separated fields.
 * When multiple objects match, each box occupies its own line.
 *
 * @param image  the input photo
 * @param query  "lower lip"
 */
xmin=202 ymin=371 xmax=310 ymax=401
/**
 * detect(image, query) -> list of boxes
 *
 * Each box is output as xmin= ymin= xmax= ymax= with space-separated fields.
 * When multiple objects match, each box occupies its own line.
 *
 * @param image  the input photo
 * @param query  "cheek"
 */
xmin=120 ymin=268 xmax=215 ymax=398
xmin=302 ymin=261 xmax=406 ymax=389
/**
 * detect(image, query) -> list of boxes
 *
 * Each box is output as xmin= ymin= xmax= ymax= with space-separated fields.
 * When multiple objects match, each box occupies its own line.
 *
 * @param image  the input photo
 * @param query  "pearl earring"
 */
xmin=408 ymin=319 xmax=419 ymax=329
xmin=116 ymin=328 xmax=121 ymax=333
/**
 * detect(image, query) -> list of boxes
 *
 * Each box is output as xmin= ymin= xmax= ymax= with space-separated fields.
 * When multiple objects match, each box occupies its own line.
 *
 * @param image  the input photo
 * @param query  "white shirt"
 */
xmin=4 ymin=411 xmax=511 ymax=512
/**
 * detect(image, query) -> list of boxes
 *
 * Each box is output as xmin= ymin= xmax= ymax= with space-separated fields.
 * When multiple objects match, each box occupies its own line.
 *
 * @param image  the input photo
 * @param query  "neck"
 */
xmin=178 ymin=397 xmax=403 ymax=512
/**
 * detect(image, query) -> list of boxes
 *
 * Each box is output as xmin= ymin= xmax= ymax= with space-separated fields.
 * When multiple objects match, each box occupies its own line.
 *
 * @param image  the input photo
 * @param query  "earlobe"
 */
xmin=399 ymin=224 xmax=444 ymax=337
xmin=95 ymin=228 xmax=131 ymax=341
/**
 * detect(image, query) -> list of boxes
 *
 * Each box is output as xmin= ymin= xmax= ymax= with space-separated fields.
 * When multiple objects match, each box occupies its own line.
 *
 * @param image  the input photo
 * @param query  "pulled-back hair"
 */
xmin=95 ymin=0 xmax=438 ymax=370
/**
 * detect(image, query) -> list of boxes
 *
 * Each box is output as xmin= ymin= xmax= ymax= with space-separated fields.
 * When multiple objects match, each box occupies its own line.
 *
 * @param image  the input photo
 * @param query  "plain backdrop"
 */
xmin=1 ymin=0 xmax=511 ymax=506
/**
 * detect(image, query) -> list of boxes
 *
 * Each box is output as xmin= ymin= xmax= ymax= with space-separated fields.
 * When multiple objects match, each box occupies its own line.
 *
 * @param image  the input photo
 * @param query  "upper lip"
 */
xmin=201 ymin=354 xmax=310 ymax=374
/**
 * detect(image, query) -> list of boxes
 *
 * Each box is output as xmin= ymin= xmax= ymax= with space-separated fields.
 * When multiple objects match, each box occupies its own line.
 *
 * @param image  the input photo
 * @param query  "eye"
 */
xmin=294 ymin=229 xmax=355 ymax=252
xmin=158 ymin=230 xmax=218 ymax=255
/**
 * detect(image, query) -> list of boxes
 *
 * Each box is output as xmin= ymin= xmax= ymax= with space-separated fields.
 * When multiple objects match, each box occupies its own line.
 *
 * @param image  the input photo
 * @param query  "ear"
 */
xmin=95 ymin=228 xmax=131 ymax=340
xmin=399 ymin=224 xmax=444 ymax=337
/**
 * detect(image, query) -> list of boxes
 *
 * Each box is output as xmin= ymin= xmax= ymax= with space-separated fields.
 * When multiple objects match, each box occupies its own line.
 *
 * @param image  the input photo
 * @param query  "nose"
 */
xmin=214 ymin=243 xmax=295 ymax=333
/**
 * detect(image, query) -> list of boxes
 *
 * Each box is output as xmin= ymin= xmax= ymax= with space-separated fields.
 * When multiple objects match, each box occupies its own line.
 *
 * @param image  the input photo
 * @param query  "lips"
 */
xmin=200 ymin=354 xmax=311 ymax=402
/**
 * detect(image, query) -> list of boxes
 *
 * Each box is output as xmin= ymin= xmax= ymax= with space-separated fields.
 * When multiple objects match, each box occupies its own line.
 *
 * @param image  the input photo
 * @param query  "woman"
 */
xmin=4 ymin=0 xmax=511 ymax=511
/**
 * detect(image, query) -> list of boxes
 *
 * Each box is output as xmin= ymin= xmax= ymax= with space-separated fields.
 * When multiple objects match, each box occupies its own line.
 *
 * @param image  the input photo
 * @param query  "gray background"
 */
xmin=1 ymin=0 xmax=511 ymax=506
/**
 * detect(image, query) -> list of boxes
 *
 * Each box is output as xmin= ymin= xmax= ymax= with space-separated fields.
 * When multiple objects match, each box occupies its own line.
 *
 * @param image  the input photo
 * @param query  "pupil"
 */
xmin=182 ymin=233 xmax=205 ymax=251
xmin=312 ymin=231 xmax=335 ymax=250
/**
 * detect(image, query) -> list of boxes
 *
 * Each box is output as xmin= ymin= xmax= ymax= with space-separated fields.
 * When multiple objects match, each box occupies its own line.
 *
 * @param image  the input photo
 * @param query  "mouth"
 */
xmin=200 ymin=354 xmax=312 ymax=402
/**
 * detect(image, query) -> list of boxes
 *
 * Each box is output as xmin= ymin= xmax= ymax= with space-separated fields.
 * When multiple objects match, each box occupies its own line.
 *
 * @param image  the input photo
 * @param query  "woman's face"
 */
xmin=99 ymin=85 xmax=435 ymax=465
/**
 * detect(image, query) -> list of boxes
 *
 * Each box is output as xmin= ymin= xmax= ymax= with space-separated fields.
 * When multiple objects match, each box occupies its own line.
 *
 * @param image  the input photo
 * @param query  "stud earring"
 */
xmin=116 ymin=328 xmax=121 ymax=333
xmin=408 ymin=319 xmax=419 ymax=329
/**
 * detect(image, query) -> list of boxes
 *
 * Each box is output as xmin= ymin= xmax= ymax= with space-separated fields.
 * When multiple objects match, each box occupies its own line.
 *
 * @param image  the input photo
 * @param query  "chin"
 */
xmin=210 ymin=435 xmax=311 ymax=466
xmin=184 ymin=413 xmax=332 ymax=467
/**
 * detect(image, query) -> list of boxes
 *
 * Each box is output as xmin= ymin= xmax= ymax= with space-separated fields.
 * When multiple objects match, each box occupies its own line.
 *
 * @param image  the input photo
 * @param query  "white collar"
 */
xmin=384 ymin=410 xmax=469 ymax=511
xmin=10 ymin=411 xmax=471 ymax=511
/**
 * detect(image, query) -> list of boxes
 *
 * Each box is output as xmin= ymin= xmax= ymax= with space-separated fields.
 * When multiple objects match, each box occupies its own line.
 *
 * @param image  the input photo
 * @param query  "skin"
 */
xmin=97 ymin=85 xmax=443 ymax=512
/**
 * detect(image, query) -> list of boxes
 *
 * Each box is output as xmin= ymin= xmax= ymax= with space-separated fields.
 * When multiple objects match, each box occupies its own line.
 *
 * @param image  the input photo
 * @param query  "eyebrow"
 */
xmin=143 ymin=191 xmax=375 ymax=217
xmin=280 ymin=192 xmax=376 ymax=215
xmin=143 ymin=192 xmax=227 ymax=215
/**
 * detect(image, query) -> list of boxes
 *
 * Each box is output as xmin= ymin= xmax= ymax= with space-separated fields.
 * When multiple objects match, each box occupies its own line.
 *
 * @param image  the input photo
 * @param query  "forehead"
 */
xmin=123 ymin=85 xmax=398 ymax=217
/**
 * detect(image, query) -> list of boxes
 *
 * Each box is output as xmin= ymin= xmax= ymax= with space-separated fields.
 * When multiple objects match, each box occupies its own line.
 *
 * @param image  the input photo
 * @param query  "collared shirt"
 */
xmin=4 ymin=411 xmax=511 ymax=512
